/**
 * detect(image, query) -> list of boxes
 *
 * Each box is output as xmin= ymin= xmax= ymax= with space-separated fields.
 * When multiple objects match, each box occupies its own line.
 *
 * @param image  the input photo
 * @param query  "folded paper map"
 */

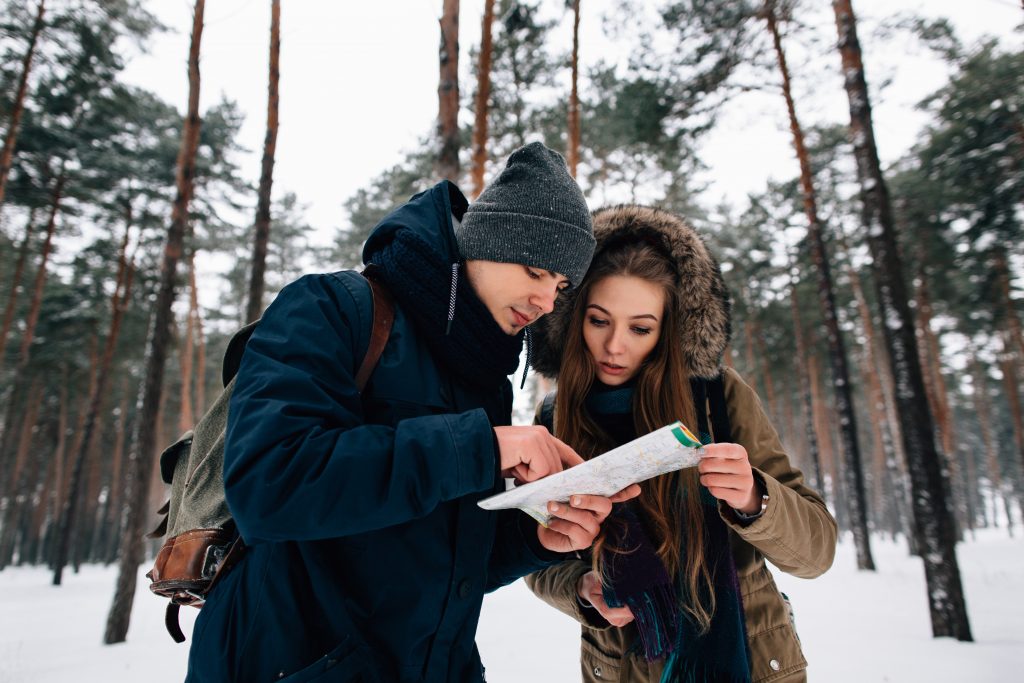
xmin=478 ymin=421 xmax=704 ymax=526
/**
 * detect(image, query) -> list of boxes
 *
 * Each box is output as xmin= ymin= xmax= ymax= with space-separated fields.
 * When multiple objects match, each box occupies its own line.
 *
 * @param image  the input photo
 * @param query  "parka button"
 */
xmin=457 ymin=578 xmax=472 ymax=598
xmin=769 ymin=659 xmax=781 ymax=671
xmin=593 ymin=664 xmax=603 ymax=678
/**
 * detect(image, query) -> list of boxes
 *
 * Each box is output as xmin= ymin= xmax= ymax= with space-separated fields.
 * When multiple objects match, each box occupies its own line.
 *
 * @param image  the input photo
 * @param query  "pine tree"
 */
xmin=831 ymin=0 xmax=972 ymax=640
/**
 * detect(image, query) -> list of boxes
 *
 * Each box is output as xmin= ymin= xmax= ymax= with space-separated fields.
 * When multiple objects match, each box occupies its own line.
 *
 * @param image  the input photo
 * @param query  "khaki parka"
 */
xmin=524 ymin=206 xmax=838 ymax=683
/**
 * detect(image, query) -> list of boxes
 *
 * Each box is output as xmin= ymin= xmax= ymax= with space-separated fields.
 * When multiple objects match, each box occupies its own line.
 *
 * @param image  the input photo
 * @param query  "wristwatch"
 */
xmin=733 ymin=492 xmax=769 ymax=522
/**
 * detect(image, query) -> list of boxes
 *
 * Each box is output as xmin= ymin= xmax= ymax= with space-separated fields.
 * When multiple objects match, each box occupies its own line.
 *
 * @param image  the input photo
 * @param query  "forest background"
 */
xmin=0 ymin=0 xmax=1022 ymax=653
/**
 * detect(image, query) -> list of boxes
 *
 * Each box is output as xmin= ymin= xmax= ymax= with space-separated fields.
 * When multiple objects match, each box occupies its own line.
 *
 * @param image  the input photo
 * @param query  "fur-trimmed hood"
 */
xmin=530 ymin=205 xmax=732 ymax=380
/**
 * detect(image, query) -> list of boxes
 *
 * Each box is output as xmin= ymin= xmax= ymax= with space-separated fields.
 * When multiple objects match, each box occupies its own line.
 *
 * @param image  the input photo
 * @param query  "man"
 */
xmin=186 ymin=143 xmax=638 ymax=682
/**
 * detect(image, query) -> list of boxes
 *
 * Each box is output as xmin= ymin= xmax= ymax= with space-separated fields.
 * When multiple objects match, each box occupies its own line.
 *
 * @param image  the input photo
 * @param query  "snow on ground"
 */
xmin=1 ymin=530 xmax=1021 ymax=682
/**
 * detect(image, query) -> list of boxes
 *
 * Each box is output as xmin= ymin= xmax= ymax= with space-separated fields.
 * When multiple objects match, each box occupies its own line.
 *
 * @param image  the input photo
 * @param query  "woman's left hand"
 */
xmin=697 ymin=443 xmax=761 ymax=514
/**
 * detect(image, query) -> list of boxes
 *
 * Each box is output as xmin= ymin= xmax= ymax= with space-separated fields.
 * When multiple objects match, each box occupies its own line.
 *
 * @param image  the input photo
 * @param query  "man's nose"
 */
xmin=532 ymin=284 xmax=558 ymax=315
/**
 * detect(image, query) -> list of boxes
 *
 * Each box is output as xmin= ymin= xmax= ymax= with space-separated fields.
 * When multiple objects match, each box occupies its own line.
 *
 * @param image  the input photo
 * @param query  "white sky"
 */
xmin=118 ymin=0 xmax=1023 ymax=247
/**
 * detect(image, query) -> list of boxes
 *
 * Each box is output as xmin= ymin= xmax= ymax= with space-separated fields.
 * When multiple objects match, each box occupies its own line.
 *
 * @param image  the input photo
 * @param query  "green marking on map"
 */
xmin=671 ymin=423 xmax=702 ymax=448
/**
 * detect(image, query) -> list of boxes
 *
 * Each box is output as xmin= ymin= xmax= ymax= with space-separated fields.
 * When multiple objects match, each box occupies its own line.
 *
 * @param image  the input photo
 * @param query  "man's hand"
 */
xmin=577 ymin=570 xmax=635 ymax=627
xmin=697 ymin=442 xmax=759 ymax=513
xmin=536 ymin=486 xmax=641 ymax=554
xmin=494 ymin=425 xmax=583 ymax=483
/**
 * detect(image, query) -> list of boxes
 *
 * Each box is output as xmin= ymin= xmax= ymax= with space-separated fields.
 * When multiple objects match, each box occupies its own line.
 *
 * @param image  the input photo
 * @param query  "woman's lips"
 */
xmin=600 ymin=362 xmax=626 ymax=376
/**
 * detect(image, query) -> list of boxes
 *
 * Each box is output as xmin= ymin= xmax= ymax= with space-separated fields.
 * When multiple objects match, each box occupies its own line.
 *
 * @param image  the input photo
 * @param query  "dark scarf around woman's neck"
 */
xmin=587 ymin=381 xmax=752 ymax=683
xmin=367 ymin=227 xmax=524 ymax=392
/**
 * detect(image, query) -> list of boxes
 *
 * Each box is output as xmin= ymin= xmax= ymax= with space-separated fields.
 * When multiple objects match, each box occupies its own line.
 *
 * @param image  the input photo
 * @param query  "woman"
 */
xmin=526 ymin=205 xmax=837 ymax=683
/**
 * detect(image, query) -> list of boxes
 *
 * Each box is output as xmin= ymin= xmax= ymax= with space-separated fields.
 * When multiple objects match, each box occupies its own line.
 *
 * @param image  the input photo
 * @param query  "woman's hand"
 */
xmin=577 ymin=570 xmax=635 ymax=627
xmin=697 ymin=442 xmax=761 ymax=514
xmin=537 ymin=486 xmax=641 ymax=554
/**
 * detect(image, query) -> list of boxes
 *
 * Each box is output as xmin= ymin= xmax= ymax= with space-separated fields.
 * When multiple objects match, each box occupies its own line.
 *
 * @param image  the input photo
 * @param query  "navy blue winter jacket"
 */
xmin=185 ymin=183 xmax=560 ymax=682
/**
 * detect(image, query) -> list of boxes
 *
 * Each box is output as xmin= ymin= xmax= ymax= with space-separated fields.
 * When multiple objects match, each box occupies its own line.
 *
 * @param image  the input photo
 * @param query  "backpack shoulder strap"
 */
xmin=357 ymin=265 xmax=395 ymax=392
xmin=706 ymin=373 xmax=733 ymax=444
xmin=221 ymin=269 xmax=395 ymax=392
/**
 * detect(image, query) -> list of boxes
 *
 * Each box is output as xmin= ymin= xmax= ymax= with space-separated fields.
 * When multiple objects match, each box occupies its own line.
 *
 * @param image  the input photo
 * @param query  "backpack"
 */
xmin=146 ymin=268 xmax=395 ymax=642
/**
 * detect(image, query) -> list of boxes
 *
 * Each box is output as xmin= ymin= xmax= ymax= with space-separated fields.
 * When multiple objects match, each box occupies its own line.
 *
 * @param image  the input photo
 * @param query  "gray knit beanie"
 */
xmin=456 ymin=142 xmax=595 ymax=287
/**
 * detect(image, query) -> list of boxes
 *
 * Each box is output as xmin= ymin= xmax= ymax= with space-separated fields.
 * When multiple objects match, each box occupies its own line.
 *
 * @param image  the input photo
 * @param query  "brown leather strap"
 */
xmin=165 ymin=603 xmax=186 ymax=643
xmin=356 ymin=266 xmax=395 ymax=392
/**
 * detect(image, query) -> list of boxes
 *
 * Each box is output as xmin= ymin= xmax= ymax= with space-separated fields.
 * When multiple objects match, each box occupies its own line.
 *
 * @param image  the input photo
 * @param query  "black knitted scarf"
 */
xmin=366 ymin=227 xmax=524 ymax=392
xmin=586 ymin=381 xmax=752 ymax=683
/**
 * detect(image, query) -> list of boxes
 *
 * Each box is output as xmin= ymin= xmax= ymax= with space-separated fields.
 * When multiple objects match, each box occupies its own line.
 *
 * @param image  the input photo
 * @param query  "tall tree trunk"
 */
xmin=470 ymin=0 xmax=496 ymax=198
xmin=0 ymin=379 xmax=43 ymax=567
xmin=436 ymin=0 xmax=460 ymax=181
xmin=0 ymin=170 xmax=65 ymax=490
xmin=104 ymin=380 xmax=130 ymax=563
xmin=994 ymin=247 xmax=1024 ymax=476
xmin=104 ymin=0 xmax=205 ymax=645
xmin=913 ymin=265 xmax=965 ymax=538
xmin=808 ymin=354 xmax=835 ymax=509
xmin=567 ymin=0 xmax=581 ymax=178
xmin=245 ymin=0 xmax=281 ymax=324
xmin=53 ymin=222 xmax=134 ymax=584
xmin=191 ymin=257 xmax=207 ymax=417
xmin=0 ymin=208 xmax=38 ymax=366
xmin=0 ymin=0 xmax=46 ymax=211
xmin=767 ymin=0 xmax=874 ymax=569
xmin=786 ymin=264 xmax=824 ymax=495
xmin=837 ymin=230 xmax=915 ymax=543
xmin=37 ymin=381 xmax=67 ymax=565
xmin=972 ymin=357 xmax=1009 ymax=533
xmin=832 ymin=0 xmax=971 ymax=640
xmin=752 ymin=323 xmax=779 ymax=423
xmin=179 ymin=258 xmax=195 ymax=434
xmin=17 ymin=167 xmax=65 ymax=364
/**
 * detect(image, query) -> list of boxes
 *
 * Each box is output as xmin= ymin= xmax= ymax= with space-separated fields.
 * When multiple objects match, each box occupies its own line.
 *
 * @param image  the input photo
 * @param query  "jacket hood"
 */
xmin=531 ymin=205 xmax=732 ymax=380
xmin=362 ymin=181 xmax=468 ymax=266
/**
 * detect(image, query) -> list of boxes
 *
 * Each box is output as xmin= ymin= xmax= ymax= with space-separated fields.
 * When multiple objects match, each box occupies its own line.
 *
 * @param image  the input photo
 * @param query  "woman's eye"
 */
xmin=587 ymin=316 xmax=608 ymax=327
xmin=632 ymin=326 xmax=652 ymax=336
xmin=525 ymin=268 xmax=541 ymax=280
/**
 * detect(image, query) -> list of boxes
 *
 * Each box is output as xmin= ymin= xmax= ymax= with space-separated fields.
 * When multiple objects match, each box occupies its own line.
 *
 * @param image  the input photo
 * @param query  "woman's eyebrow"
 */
xmin=586 ymin=303 xmax=658 ymax=321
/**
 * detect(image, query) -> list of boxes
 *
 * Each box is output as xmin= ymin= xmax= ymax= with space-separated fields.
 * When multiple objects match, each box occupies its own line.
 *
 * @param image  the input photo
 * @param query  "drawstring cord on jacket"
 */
xmin=521 ymin=327 xmax=532 ymax=390
xmin=446 ymin=262 xmax=458 ymax=335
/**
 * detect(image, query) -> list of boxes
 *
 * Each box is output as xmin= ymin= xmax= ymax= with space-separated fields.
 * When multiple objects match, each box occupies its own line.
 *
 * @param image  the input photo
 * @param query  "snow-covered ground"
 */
xmin=1 ymin=530 xmax=1020 ymax=682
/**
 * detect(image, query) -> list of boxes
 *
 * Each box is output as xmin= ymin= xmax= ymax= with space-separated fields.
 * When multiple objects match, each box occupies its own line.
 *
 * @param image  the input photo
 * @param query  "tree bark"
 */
xmin=53 ymin=222 xmax=134 ymax=584
xmin=567 ymin=0 xmax=581 ymax=178
xmin=0 ymin=380 xmax=43 ymax=567
xmin=245 ymin=0 xmax=281 ymax=324
xmin=0 ymin=208 xmax=38 ymax=367
xmin=103 ymin=380 xmax=130 ymax=563
xmin=832 ymin=0 xmax=971 ymax=640
xmin=0 ymin=0 xmax=46 ymax=211
xmin=191 ymin=257 xmax=207 ymax=417
xmin=0 ymin=169 xmax=65 ymax=488
xmin=913 ymin=264 xmax=965 ymax=538
xmin=972 ymin=357 xmax=1009 ymax=534
xmin=436 ymin=0 xmax=460 ymax=182
xmin=470 ymin=0 xmax=496 ymax=198
xmin=787 ymin=272 xmax=825 ymax=495
xmin=994 ymin=248 xmax=1024 ymax=477
xmin=104 ymin=0 xmax=205 ymax=645
xmin=179 ymin=257 xmax=195 ymax=434
xmin=766 ymin=0 xmax=873 ymax=569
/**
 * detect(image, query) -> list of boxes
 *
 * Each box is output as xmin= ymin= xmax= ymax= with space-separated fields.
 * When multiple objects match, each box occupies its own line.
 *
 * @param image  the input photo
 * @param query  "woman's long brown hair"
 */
xmin=553 ymin=237 xmax=716 ymax=632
